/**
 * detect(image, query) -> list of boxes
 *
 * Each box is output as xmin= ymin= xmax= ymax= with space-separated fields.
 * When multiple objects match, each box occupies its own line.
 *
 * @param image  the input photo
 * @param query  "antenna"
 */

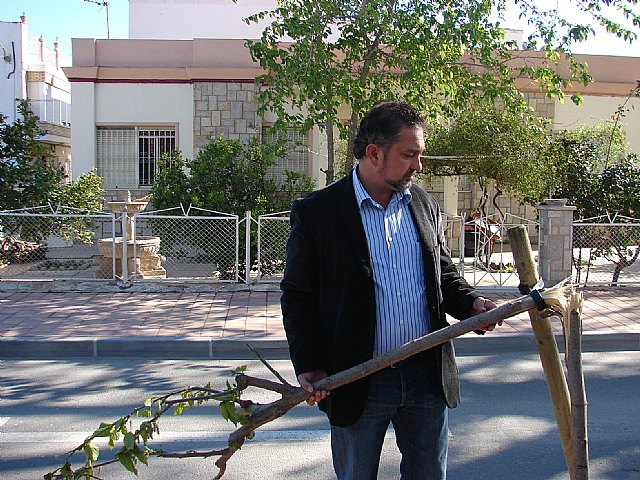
xmin=81 ymin=0 xmax=110 ymax=39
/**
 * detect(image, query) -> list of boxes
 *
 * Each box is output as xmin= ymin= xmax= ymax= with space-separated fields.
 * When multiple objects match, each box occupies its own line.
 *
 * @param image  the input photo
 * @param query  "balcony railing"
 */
xmin=29 ymin=99 xmax=71 ymax=128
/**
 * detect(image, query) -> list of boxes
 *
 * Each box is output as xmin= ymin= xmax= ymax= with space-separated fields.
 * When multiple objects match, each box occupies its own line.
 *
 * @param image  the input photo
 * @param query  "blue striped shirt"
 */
xmin=352 ymin=168 xmax=430 ymax=356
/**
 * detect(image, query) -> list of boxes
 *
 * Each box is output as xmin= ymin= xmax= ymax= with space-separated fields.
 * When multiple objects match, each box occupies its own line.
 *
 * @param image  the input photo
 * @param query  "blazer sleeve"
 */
xmin=280 ymin=200 xmax=331 ymax=377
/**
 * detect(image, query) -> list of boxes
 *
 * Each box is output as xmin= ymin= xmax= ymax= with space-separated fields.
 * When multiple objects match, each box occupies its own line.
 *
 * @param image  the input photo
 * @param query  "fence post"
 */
xmin=538 ymin=199 xmax=576 ymax=285
xmin=245 ymin=211 xmax=252 ymax=284
xmin=121 ymin=205 xmax=129 ymax=286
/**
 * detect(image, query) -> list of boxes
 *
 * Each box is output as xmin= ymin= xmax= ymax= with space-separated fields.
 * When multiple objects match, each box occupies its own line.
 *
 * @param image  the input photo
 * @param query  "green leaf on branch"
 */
xmin=83 ymin=442 xmax=100 ymax=464
xmin=116 ymin=450 xmax=138 ymax=475
xmin=92 ymin=422 xmax=113 ymax=438
xmin=133 ymin=445 xmax=150 ymax=466
xmin=231 ymin=365 xmax=247 ymax=376
xmin=123 ymin=432 xmax=136 ymax=451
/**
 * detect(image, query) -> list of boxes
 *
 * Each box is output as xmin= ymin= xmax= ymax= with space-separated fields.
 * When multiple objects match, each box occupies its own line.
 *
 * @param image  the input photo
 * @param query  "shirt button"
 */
xmin=399 ymin=320 xmax=404 ymax=326
xmin=396 ymin=291 xmax=401 ymax=297
xmin=393 ymin=264 xmax=397 ymax=269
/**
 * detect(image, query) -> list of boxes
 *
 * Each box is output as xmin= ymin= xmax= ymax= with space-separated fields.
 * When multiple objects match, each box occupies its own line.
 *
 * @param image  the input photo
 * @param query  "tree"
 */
xmin=423 ymin=104 xmax=550 ymax=218
xmin=534 ymin=120 xmax=640 ymax=285
xmin=0 ymin=102 xmax=105 ymax=265
xmin=533 ymin=120 xmax=633 ymax=217
xmin=244 ymin=0 xmax=639 ymax=185
xmin=0 ymin=100 xmax=63 ymax=210
xmin=150 ymin=137 xmax=312 ymax=216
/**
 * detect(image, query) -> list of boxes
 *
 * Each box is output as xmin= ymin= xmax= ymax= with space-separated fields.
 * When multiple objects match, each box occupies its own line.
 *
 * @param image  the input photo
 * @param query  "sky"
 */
xmin=2 ymin=0 xmax=129 ymax=63
xmin=2 ymin=0 xmax=639 ymax=64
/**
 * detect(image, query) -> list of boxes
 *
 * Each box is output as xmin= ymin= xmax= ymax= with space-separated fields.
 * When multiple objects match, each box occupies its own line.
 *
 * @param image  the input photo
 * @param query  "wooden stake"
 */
xmin=507 ymin=225 xmax=575 ymax=479
xmin=567 ymin=291 xmax=589 ymax=479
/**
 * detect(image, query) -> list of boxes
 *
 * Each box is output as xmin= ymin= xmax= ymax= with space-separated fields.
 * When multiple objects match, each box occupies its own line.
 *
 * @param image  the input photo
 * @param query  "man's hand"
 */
xmin=471 ymin=296 xmax=500 ymax=332
xmin=297 ymin=370 xmax=330 ymax=406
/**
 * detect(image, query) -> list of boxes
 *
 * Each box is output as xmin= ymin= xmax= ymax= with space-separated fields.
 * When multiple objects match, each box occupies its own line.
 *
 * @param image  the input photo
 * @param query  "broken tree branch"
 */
xmin=45 ymin=281 xmax=570 ymax=480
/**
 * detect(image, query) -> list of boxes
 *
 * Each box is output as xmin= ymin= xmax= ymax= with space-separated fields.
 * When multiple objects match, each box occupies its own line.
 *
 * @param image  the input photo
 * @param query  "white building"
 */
xmin=129 ymin=0 xmax=276 ymax=40
xmin=0 ymin=15 xmax=72 ymax=178
xmin=65 ymin=0 xmax=640 ymax=215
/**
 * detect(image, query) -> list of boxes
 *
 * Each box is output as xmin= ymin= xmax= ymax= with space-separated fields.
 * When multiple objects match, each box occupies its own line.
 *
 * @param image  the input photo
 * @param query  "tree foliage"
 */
xmin=0 ymin=100 xmax=63 ymax=210
xmin=423 ymin=105 xmax=550 ymax=215
xmin=149 ymin=137 xmax=314 ymax=279
xmin=150 ymin=137 xmax=313 ymax=216
xmin=532 ymin=121 xmax=637 ymax=218
xmin=244 ymin=0 xmax=640 ymax=183
xmin=1 ymin=103 xmax=105 ymax=263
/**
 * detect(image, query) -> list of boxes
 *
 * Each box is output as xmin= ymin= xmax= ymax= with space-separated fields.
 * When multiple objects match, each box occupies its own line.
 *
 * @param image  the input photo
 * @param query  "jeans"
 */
xmin=331 ymin=357 xmax=448 ymax=480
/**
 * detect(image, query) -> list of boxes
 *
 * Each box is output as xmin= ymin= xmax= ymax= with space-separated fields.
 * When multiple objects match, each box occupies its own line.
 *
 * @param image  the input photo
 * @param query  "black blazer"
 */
xmin=281 ymin=173 xmax=481 ymax=427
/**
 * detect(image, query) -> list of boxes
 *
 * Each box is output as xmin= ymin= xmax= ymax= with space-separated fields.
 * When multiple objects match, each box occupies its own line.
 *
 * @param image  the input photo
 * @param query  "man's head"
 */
xmin=354 ymin=101 xmax=426 ymax=199
xmin=353 ymin=100 xmax=425 ymax=160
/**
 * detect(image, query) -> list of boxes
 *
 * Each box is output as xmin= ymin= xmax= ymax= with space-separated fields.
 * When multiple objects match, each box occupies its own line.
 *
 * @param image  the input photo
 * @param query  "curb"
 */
xmin=1 ymin=332 xmax=638 ymax=359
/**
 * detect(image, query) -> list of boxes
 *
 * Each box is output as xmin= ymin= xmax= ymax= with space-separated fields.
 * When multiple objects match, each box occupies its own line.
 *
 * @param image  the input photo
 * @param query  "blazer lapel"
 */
xmin=336 ymin=174 xmax=373 ymax=278
xmin=408 ymin=192 xmax=437 ymax=249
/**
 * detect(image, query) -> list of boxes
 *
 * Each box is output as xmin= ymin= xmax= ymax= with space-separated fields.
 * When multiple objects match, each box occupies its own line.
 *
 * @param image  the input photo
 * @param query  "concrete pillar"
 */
xmin=443 ymin=175 xmax=459 ymax=216
xmin=538 ymin=199 xmax=576 ymax=286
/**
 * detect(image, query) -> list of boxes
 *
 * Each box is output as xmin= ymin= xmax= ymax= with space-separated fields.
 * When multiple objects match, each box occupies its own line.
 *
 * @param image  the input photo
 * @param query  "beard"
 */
xmin=388 ymin=177 xmax=412 ymax=192
xmin=380 ymin=151 xmax=415 ymax=192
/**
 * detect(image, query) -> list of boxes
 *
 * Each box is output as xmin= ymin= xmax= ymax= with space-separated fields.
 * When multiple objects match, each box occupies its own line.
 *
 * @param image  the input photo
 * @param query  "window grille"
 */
xmin=97 ymin=127 xmax=175 ymax=189
xmin=138 ymin=129 xmax=176 ymax=186
xmin=97 ymin=128 xmax=137 ymax=189
xmin=262 ymin=127 xmax=309 ymax=184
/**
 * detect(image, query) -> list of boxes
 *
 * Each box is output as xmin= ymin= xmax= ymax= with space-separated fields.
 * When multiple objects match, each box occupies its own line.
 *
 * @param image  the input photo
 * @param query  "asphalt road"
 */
xmin=1 ymin=352 xmax=639 ymax=479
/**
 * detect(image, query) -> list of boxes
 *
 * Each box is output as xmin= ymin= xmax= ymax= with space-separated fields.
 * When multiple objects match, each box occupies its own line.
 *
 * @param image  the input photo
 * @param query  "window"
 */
xmin=262 ymin=127 xmax=309 ymax=184
xmin=97 ymin=127 xmax=176 ymax=188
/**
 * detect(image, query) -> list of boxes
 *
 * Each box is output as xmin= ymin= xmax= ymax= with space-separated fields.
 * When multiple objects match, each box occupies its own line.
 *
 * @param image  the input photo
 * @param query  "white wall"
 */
xmin=70 ymin=82 xmax=96 ymax=179
xmin=0 ymin=21 xmax=25 ymax=124
xmin=129 ymin=0 xmax=276 ymax=40
xmin=71 ymin=82 xmax=194 ymax=179
xmin=554 ymin=95 xmax=640 ymax=155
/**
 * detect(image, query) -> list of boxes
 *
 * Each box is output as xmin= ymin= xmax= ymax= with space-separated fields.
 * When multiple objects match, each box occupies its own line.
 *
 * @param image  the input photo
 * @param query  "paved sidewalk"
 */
xmin=0 ymin=283 xmax=639 ymax=358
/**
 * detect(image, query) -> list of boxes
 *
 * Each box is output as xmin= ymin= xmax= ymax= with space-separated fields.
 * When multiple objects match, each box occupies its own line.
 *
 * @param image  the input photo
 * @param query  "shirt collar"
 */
xmin=352 ymin=165 xmax=412 ymax=209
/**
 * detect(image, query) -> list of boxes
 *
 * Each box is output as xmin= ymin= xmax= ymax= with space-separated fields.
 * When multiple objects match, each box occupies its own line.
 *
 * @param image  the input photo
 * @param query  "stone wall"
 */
xmin=193 ymin=82 xmax=261 ymax=152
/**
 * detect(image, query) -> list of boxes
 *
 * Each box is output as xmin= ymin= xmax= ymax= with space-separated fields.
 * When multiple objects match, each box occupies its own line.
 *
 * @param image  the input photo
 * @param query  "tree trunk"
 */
xmin=567 ymin=291 xmax=589 ymax=480
xmin=325 ymin=117 xmax=335 ymax=185
xmin=346 ymin=110 xmax=359 ymax=173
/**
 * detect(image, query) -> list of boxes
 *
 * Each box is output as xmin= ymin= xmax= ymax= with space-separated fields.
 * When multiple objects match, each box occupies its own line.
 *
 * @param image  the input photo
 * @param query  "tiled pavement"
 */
xmin=0 ymin=285 xmax=639 ymax=357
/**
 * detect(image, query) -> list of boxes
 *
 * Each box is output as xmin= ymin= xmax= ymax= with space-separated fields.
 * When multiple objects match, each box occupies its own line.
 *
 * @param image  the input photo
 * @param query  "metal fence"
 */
xmin=255 ymin=211 xmax=291 ymax=283
xmin=133 ymin=207 xmax=240 ymax=282
xmin=461 ymin=213 xmax=539 ymax=288
xmin=0 ymin=206 xmax=116 ymax=281
xmin=0 ymin=205 xmax=546 ymax=288
xmin=572 ymin=215 xmax=640 ymax=286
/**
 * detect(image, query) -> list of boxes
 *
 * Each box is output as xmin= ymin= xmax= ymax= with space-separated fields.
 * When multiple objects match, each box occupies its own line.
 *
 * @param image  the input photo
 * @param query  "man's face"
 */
xmin=377 ymin=125 xmax=425 ymax=192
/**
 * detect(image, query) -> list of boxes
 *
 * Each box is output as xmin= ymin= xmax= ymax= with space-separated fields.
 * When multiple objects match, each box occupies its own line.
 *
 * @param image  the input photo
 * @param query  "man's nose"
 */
xmin=412 ymin=156 xmax=422 ymax=172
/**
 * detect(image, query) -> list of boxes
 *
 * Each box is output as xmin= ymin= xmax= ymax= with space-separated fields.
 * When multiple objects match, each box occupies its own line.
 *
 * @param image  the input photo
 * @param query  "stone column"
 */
xmin=442 ymin=175 xmax=459 ymax=216
xmin=538 ymin=199 xmax=576 ymax=286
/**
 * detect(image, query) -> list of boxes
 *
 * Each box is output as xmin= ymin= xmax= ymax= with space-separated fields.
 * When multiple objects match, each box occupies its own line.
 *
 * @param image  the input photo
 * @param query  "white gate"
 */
xmin=132 ymin=206 xmax=240 ymax=283
xmin=462 ymin=213 xmax=539 ymax=288
xmin=255 ymin=211 xmax=290 ymax=284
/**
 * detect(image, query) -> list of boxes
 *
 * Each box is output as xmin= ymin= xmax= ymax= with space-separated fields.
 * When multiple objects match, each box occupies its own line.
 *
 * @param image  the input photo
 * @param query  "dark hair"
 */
xmin=353 ymin=100 xmax=425 ymax=159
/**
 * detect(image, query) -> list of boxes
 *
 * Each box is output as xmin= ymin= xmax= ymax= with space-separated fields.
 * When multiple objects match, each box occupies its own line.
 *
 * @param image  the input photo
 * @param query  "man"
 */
xmin=281 ymin=100 xmax=497 ymax=479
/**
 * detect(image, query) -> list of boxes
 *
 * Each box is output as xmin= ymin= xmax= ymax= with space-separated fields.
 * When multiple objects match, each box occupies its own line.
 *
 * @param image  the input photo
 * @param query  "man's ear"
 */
xmin=364 ymin=143 xmax=382 ymax=167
